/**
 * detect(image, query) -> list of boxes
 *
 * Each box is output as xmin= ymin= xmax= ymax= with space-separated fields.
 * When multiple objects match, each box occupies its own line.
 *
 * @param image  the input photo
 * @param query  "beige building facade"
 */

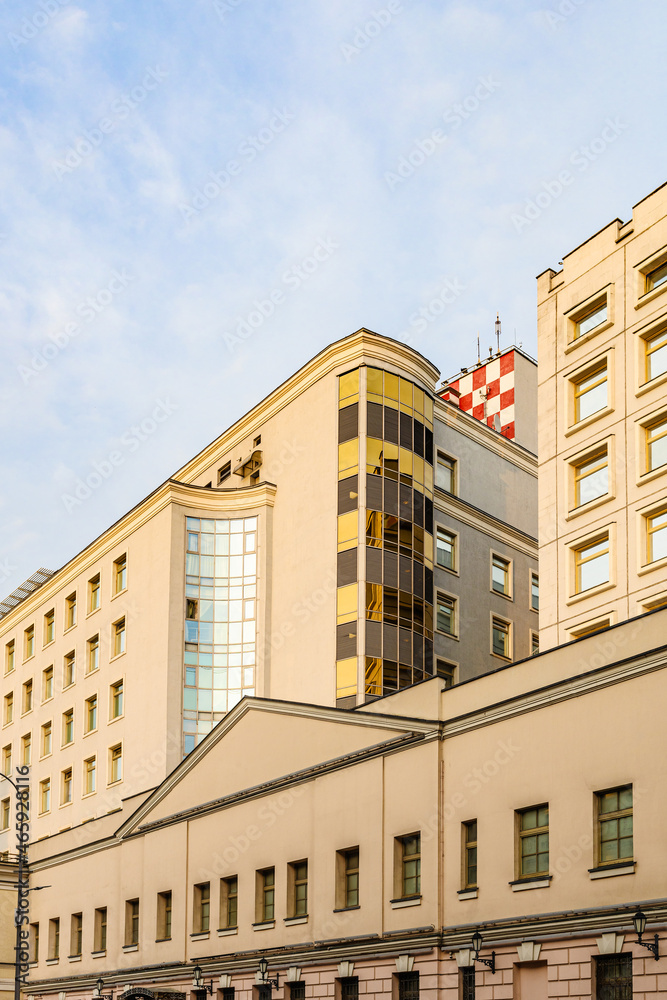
xmin=19 ymin=608 xmax=667 ymax=1000
xmin=0 ymin=329 xmax=537 ymax=848
xmin=537 ymin=182 xmax=667 ymax=648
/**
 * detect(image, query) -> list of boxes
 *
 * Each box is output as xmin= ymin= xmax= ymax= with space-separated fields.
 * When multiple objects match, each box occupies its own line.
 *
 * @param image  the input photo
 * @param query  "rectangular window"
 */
xmin=530 ymin=573 xmax=539 ymax=611
xmin=574 ymin=534 xmax=610 ymax=593
xmin=436 ymin=528 xmax=455 ymax=570
xmin=109 ymin=744 xmax=122 ymax=784
xmin=40 ymin=778 xmax=51 ymax=814
xmin=5 ymin=640 xmax=15 ymax=674
xmin=71 ymin=913 xmax=82 ymax=957
xmin=341 ymin=848 xmax=359 ymax=908
xmin=44 ymin=610 xmax=55 ymax=645
xmin=647 ymin=509 xmax=667 ymax=563
xmin=87 ymin=636 xmax=99 ymax=673
xmin=48 ymin=917 xmax=60 ymax=960
xmin=21 ymin=734 xmax=31 ymax=766
xmin=41 ymin=721 xmax=52 ymax=757
xmin=157 ymin=890 xmax=172 ymax=940
xmin=574 ymin=364 xmax=607 ymax=423
xmin=113 ymin=618 xmax=126 ymax=656
xmin=397 ymin=972 xmax=419 ymax=1000
xmin=218 ymin=460 xmax=231 ymax=484
xmin=574 ymin=448 xmax=609 ymax=508
xmin=575 ymin=302 xmax=607 ymax=339
xmin=221 ymin=876 xmax=238 ymax=929
xmin=436 ymin=659 xmax=456 ymax=687
xmin=644 ymin=327 xmax=667 ymax=383
xmin=43 ymin=666 xmax=53 ymax=702
xmin=110 ymin=680 xmax=124 ymax=719
xmin=114 ymin=554 xmax=127 ymax=594
xmin=597 ymin=785 xmax=633 ymax=865
xmin=646 ymin=416 xmax=667 ymax=472
xmin=460 ymin=968 xmax=476 ymax=1000
xmin=399 ymin=833 xmax=421 ymax=897
xmin=1 ymin=797 xmax=9 ymax=830
xmin=62 ymin=709 xmax=74 ymax=746
xmin=531 ymin=631 xmax=539 ymax=655
xmin=22 ymin=680 xmax=33 ymax=714
xmin=491 ymin=554 xmax=510 ymax=595
xmin=194 ymin=882 xmax=210 ymax=933
xmin=289 ymin=986 xmax=305 ymax=1000
xmin=258 ymin=867 xmax=275 ymax=922
xmin=84 ymin=756 xmax=96 ymax=795
xmin=492 ymin=616 xmax=511 ymax=658
xmin=94 ymin=907 xmax=107 ymax=952
xmin=61 ymin=767 xmax=72 ymax=805
xmin=340 ymin=979 xmax=359 ymax=1000
xmin=29 ymin=922 xmax=39 ymax=963
xmin=4 ymin=692 xmax=13 ymax=725
xmin=85 ymin=695 xmax=97 ymax=733
xmin=436 ymin=594 xmax=456 ymax=636
xmin=89 ymin=574 xmax=101 ymax=612
xmin=64 ymin=651 xmax=75 ymax=688
xmin=645 ymin=260 xmax=667 ymax=293
xmin=518 ymin=805 xmax=549 ymax=877
xmin=595 ymin=954 xmax=632 ymax=999
xmin=436 ymin=453 xmax=456 ymax=493
xmin=289 ymin=860 xmax=308 ymax=917
xmin=125 ymin=899 xmax=139 ymax=946
xmin=25 ymin=625 xmax=34 ymax=660
xmin=463 ymin=820 xmax=477 ymax=888
xmin=2 ymin=744 xmax=11 ymax=774
xmin=65 ymin=593 xmax=76 ymax=629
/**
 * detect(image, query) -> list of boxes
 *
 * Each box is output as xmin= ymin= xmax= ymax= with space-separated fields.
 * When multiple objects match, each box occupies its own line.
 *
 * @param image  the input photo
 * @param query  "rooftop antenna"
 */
xmin=495 ymin=312 xmax=501 ymax=353
xmin=477 ymin=333 xmax=480 ymax=364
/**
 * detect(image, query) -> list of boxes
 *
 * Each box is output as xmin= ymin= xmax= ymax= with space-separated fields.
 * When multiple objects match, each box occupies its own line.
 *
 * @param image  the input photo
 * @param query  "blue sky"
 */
xmin=0 ymin=0 xmax=664 ymax=595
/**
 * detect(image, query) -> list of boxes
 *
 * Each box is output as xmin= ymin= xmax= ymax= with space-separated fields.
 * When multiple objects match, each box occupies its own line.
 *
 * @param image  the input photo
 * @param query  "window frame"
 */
xmin=157 ymin=890 xmax=172 ymax=941
xmin=569 ymin=359 xmax=609 ymax=429
xmin=63 ymin=651 xmax=75 ymax=689
xmin=288 ymin=859 xmax=308 ymax=919
xmin=394 ymin=832 xmax=421 ymax=900
xmin=571 ymin=445 xmax=610 ymax=510
xmin=88 ymin=573 xmax=101 ymax=613
xmin=490 ymin=552 xmax=512 ymax=598
xmin=5 ymin=639 xmax=15 ymax=674
xmin=572 ymin=532 xmax=611 ymax=596
xmin=94 ymin=907 xmax=107 ymax=953
xmin=39 ymin=777 xmax=51 ymax=815
xmin=113 ymin=553 xmax=127 ymax=595
xmin=193 ymin=881 xmax=211 ymax=934
xmin=83 ymin=755 xmax=96 ymax=796
xmin=125 ymin=898 xmax=139 ymax=947
xmin=42 ymin=666 xmax=54 ymax=703
xmin=70 ymin=913 xmax=82 ymax=958
xmin=435 ymin=452 xmax=457 ymax=494
xmin=112 ymin=617 xmax=126 ymax=658
xmin=530 ymin=571 xmax=539 ymax=612
xmin=24 ymin=625 xmax=35 ymax=661
xmin=436 ymin=591 xmax=457 ymax=638
xmin=61 ymin=767 xmax=73 ymax=805
xmin=109 ymin=743 xmax=123 ymax=785
xmin=645 ymin=505 xmax=667 ymax=566
xmin=85 ymin=694 xmax=98 ymax=734
xmin=564 ymin=287 xmax=612 ymax=347
xmin=516 ymin=804 xmax=549 ymax=879
xmin=595 ymin=785 xmax=633 ymax=868
xmin=65 ymin=592 xmax=77 ymax=630
xmin=44 ymin=609 xmax=55 ymax=647
xmin=462 ymin=820 xmax=477 ymax=889
xmin=491 ymin=614 xmax=512 ymax=660
xmin=435 ymin=527 xmax=457 ymax=573
xmin=62 ymin=708 xmax=74 ymax=747
xmin=256 ymin=867 xmax=275 ymax=923
xmin=110 ymin=679 xmax=124 ymax=720
xmin=220 ymin=876 xmax=238 ymax=930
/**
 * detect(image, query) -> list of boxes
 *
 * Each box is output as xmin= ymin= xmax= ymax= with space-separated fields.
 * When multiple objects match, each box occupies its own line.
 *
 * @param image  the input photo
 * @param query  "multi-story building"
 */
xmin=20 ymin=607 xmax=667 ymax=1000
xmin=537 ymin=181 xmax=667 ymax=648
xmin=0 ymin=329 xmax=537 ymax=848
xmin=1 ymin=855 xmax=15 ymax=1000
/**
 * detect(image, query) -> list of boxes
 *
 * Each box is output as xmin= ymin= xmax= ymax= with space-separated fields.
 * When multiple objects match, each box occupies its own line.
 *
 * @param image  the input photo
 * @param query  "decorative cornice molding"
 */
xmin=434 ymin=490 xmax=538 ymax=557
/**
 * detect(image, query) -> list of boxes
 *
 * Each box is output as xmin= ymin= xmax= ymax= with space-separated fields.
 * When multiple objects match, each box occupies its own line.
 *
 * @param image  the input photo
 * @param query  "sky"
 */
xmin=0 ymin=0 xmax=664 ymax=597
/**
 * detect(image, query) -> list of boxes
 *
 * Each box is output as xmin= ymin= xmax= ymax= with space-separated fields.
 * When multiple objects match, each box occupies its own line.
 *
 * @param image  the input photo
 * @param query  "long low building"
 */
xmin=18 ymin=607 xmax=667 ymax=1000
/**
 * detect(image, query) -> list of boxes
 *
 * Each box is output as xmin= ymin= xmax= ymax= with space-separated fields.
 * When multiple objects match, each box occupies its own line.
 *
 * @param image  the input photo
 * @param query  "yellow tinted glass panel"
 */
xmin=400 ymin=378 xmax=413 ymax=408
xmin=336 ymin=658 xmax=357 ymax=698
xmin=424 ymin=463 xmax=433 ymax=492
xmin=399 ymin=448 xmax=413 ymax=476
xmin=414 ymin=386 xmax=424 ymax=415
xmin=366 ymin=582 xmax=382 ymax=621
xmin=339 ymin=370 xmax=359 ymax=404
xmin=366 ymin=510 xmax=382 ymax=546
xmin=384 ymin=371 xmax=399 ymax=400
xmin=367 ymin=437 xmax=384 ymax=474
xmin=413 ymin=455 xmax=424 ymax=485
xmin=337 ymin=584 xmax=358 ymax=623
xmin=338 ymin=512 xmax=358 ymax=551
xmin=338 ymin=439 xmax=358 ymax=476
xmin=365 ymin=657 xmax=382 ymax=696
xmin=424 ymin=395 xmax=434 ymax=424
xmin=367 ymin=367 xmax=383 ymax=400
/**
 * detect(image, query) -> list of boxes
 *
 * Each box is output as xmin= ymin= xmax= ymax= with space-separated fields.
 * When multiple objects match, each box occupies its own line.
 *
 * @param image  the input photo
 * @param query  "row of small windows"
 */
xmin=0 ymin=745 xmax=122 ymax=825
xmin=569 ymin=346 xmax=667 ymax=433
xmin=436 ymin=593 xmax=538 ymax=658
xmin=569 ymin=268 xmax=667 ymax=348
xmin=436 ymin=532 xmax=539 ymax=609
xmin=569 ymin=514 xmax=667 ymax=597
xmin=2 ymin=556 xmax=126 ymax=671
xmin=1 ymin=681 xmax=123 ymax=785
xmin=3 ymin=621 xmax=126 ymax=714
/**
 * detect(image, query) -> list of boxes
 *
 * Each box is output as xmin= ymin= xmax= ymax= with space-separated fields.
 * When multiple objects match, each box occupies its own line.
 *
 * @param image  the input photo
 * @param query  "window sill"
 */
xmin=91 ymin=950 xmax=106 ymax=959
xmin=106 ymin=779 xmax=123 ymax=788
xmin=457 ymin=889 xmax=478 ymax=900
xmin=637 ymin=463 xmax=667 ymax=489
xmin=435 ymin=564 xmax=459 ymax=577
xmin=111 ymin=588 xmax=128 ymax=602
xmin=45 ymin=958 xmax=59 ymax=966
xmin=155 ymin=937 xmax=173 ymax=943
xmin=68 ymin=955 xmax=82 ymax=962
xmin=86 ymin=608 xmax=101 ymax=619
xmin=109 ymin=714 xmax=124 ymax=725
xmin=190 ymin=931 xmax=210 ymax=941
xmin=436 ymin=631 xmax=459 ymax=641
xmin=635 ymin=282 xmax=667 ymax=311
xmin=122 ymin=944 xmax=138 ymax=953
xmin=252 ymin=920 xmax=275 ymax=930
xmin=81 ymin=791 xmax=96 ymax=799
xmin=638 ymin=556 xmax=667 ymax=578
xmin=491 ymin=652 xmax=512 ymax=662
xmin=390 ymin=895 xmax=422 ymax=909
xmin=43 ymin=640 xmax=55 ymax=650
xmin=510 ymin=875 xmax=552 ymax=891
xmin=588 ymin=862 xmax=635 ymax=879
xmin=491 ymin=589 xmax=513 ymax=602
xmin=564 ymin=405 xmax=614 ymax=438
xmin=217 ymin=927 xmax=238 ymax=937
xmin=109 ymin=651 xmax=126 ymax=663
xmin=284 ymin=915 xmax=308 ymax=925
xmin=566 ymin=579 xmax=616 ymax=607
xmin=565 ymin=493 xmax=615 ymax=522
xmin=636 ymin=367 xmax=667 ymax=398
xmin=564 ymin=318 xmax=614 ymax=354
xmin=333 ymin=905 xmax=360 ymax=913
xmin=63 ymin=625 xmax=76 ymax=636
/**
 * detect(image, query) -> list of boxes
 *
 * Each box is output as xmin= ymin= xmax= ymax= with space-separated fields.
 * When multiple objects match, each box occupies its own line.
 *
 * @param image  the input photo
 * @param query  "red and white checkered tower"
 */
xmin=438 ymin=315 xmax=537 ymax=453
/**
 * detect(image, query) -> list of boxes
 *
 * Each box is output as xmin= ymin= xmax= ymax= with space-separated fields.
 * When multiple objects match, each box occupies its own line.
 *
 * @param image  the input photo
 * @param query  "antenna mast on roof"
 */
xmin=477 ymin=333 xmax=480 ymax=364
xmin=495 ymin=312 xmax=501 ymax=353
